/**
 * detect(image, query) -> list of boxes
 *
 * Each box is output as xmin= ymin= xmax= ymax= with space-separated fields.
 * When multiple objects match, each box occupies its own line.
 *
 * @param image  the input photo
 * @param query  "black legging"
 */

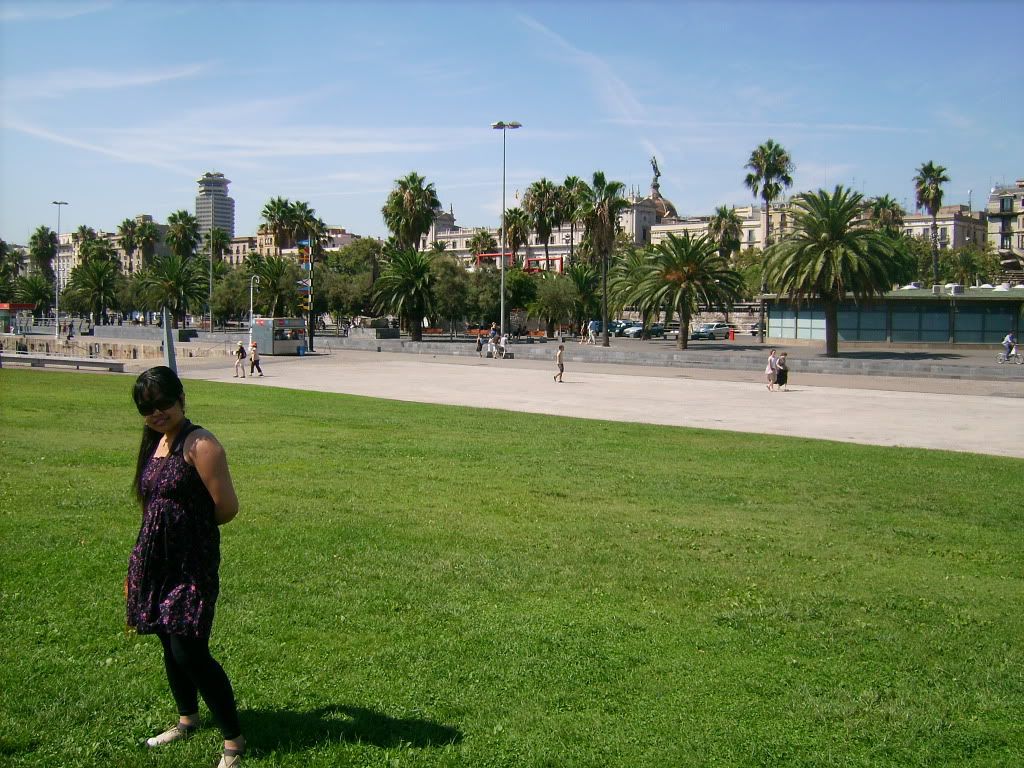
xmin=158 ymin=632 xmax=241 ymax=740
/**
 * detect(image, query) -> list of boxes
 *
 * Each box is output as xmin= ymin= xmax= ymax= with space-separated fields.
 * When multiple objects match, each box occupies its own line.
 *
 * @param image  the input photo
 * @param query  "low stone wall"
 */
xmin=0 ymin=334 xmax=235 ymax=364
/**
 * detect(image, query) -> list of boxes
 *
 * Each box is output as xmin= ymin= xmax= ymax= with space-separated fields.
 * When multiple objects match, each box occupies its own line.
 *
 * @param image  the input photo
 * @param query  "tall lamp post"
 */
xmin=249 ymin=275 xmax=260 ymax=347
xmin=491 ymin=120 xmax=521 ymax=338
xmin=51 ymin=201 xmax=68 ymax=339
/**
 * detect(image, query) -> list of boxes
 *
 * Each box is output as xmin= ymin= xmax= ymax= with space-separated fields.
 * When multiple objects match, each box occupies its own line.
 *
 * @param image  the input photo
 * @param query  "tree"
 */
xmin=0 ymin=240 xmax=23 ymax=300
xmin=528 ymin=271 xmax=578 ymax=337
xmin=564 ymin=261 xmax=600 ymax=330
xmin=609 ymin=246 xmax=657 ymax=336
xmin=577 ymin=171 xmax=628 ymax=346
xmin=428 ymin=241 xmax=449 ymax=254
xmin=430 ymin=256 xmax=469 ymax=337
xmin=15 ymin=273 xmax=53 ymax=317
xmin=117 ymin=218 xmax=138 ymax=270
xmin=73 ymin=225 xmax=97 ymax=248
xmin=707 ymin=205 xmax=743 ymax=263
xmin=80 ymin=238 xmax=118 ymax=264
xmin=465 ymin=266 xmax=500 ymax=325
xmin=381 ymin=172 xmax=441 ymax=252
xmin=165 ymin=210 xmax=200 ymax=260
xmin=764 ymin=186 xmax=895 ymax=357
xmin=639 ymin=232 xmax=743 ymax=350
xmin=138 ymin=253 xmax=207 ymax=327
xmin=941 ymin=243 xmax=1000 ymax=287
xmin=560 ymin=175 xmax=586 ymax=264
xmin=67 ymin=258 xmax=122 ymax=324
xmin=467 ymin=229 xmax=498 ymax=258
xmin=744 ymin=139 xmax=795 ymax=247
xmin=135 ymin=220 xmax=161 ymax=268
xmin=28 ymin=225 xmax=57 ymax=283
xmin=210 ymin=266 xmax=253 ymax=325
xmin=503 ymin=207 xmax=531 ymax=265
xmin=522 ymin=178 xmax=560 ymax=268
xmin=913 ymin=161 xmax=950 ymax=286
xmin=867 ymin=195 xmax=905 ymax=239
xmin=260 ymin=196 xmax=295 ymax=252
xmin=205 ymin=227 xmax=231 ymax=264
xmin=247 ymin=254 xmax=301 ymax=319
xmin=373 ymin=249 xmax=435 ymax=341
xmin=504 ymin=267 xmax=537 ymax=318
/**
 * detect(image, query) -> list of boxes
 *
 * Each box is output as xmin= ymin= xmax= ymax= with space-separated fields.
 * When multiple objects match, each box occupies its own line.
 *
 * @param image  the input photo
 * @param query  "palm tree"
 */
xmin=428 ymin=241 xmax=449 ymax=254
xmin=503 ymin=207 xmax=531 ymax=266
xmin=609 ymin=246 xmax=657 ymax=336
xmin=28 ymin=225 xmax=57 ymax=283
xmin=467 ymin=229 xmax=498 ymax=258
xmin=564 ymin=261 xmax=600 ymax=331
xmin=707 ymin=205 xmax=744 ymax=263
xmin=638 ymin=233 xmax=744 ymax=350
xmin=764 ymin=186 xmax=895 ymax=358
xmin=205 ymin=227 xmax=231 ymax=264
xmin=164 ymin=210 xmax=200 ymax=260
xmin=522 ymin=178 xmax=560 ymax=269
xmin=381 ymin=172 xmax=442 ymax=252
xmin=577 ymin=171 xmax=628 ymax=346
xmin=260 ymin=196 xmax=295 ymax=252
xmin=135 ymin=220 xmax=161 ymax=268
xmin=0 ymin=240 xmax=20 ymax=299
xmin=560 ymin=175 xmax=585 ymax=264
xmin=744 ymin=139 xmax=795 ymax=247
xmin=80 ymin=238 xmax=118 ymax=264
xmin=73 ymin=225 xmax=97 ymax=249
xmin=913 ymin=161 xmax=950 ymax=285
xmin=117 ymin=218 xmax=139 ymax=271
xmin=67 ymin=258 xmax=122 ymax=324
xmin=867 ymin=195 xmax=905 ymax=239
xmin=138 ymin=253 xmax=207 ymax=327
xmin=247 ymin=254 xmax=298 ymax=319
xmin=15 ymin=273 xmax=53 ymax=317
xmin=374 ymin=249 xmax=435 ymax=341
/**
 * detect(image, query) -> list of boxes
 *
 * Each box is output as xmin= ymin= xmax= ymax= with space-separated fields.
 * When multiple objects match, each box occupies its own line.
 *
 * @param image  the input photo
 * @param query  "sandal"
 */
xmin=146 ymin=721 xmax=196 ymax=747
xmin=217 ymin=746 xmax=245 ymax=768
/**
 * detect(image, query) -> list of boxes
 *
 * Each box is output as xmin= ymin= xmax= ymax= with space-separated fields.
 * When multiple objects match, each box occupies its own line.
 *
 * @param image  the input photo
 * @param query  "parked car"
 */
xmin=690 ymin=322 xmax=734 ymax=340
xmin=623 ymin=323 xmax=665 ymax=338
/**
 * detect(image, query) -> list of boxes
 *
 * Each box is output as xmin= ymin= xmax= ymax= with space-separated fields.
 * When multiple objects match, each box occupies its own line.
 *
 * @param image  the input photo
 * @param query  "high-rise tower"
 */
xmin=195 ymin=171 xmax=235 ymax=239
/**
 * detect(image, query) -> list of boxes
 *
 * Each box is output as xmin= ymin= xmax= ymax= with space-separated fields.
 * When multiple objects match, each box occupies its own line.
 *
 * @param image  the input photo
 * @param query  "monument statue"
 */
xmin=650 ymin=156 xmax=661 ymax=183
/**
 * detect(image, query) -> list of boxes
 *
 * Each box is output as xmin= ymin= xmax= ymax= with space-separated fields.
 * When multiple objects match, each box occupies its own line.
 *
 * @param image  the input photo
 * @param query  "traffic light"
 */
xmin=301 ymin=294 xmax=312 ymax=311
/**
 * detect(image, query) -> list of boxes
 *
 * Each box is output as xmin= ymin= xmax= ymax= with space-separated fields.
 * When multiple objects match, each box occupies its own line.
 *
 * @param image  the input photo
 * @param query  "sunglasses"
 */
xmin=137 ymin=396 xmax=179 ymax=416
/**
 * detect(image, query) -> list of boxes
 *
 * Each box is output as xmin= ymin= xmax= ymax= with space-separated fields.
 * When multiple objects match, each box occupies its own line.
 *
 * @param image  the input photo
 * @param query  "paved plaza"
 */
xmin=175 ymin=347 xmax=1024 ymax=459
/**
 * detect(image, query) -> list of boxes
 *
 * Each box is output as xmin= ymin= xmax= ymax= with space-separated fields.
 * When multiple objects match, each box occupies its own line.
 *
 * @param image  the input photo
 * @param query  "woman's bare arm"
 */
xmin=186 ymin=430 xmax=239 ymax=525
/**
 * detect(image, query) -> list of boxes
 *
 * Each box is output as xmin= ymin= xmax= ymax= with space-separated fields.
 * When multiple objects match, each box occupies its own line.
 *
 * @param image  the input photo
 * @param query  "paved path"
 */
xmin=177 ymin=350 xmax=1024 ymax=459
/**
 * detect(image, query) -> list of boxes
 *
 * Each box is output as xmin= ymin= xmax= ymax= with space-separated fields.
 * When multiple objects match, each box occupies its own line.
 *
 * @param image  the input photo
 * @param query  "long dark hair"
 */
xmin=132 ymin=366 xmax=185 ymax=503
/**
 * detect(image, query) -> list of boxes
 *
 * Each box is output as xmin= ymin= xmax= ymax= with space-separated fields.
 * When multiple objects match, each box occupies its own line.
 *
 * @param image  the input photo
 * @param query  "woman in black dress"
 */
xmin=126 ymin=366 xmax=245 ymax=768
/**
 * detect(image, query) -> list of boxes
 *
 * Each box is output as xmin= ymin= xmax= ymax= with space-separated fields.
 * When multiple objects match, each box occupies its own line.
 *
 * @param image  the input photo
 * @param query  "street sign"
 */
xmin=297 ymin=239 xmax=310 ymax=246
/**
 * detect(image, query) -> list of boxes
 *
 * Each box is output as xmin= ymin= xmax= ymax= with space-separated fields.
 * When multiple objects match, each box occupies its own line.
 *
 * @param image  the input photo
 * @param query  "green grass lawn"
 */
xmin=1 ymin=368 xmax=1021 ymax=767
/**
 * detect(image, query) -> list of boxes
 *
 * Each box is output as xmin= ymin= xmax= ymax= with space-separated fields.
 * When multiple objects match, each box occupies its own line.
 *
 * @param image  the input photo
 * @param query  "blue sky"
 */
xmin=2 ymin=0 xmax=1021 ymax=247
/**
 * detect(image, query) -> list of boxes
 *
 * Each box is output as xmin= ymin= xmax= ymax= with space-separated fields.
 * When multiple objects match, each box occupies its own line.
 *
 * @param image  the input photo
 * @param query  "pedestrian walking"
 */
xmin=475 ymin=335 xmax=483 ymax=357
xmin=127 ymin=366 xmax=246 ymax=768
xmin=765 ymin=348 xmax=778 ymax=390
xmin=248 ymin=342 xmax=263 ymax=377
xmin=486 ymin=335 xmax=498 ymax=360
xmin=232 ymin=342 xmax=247 ymax=378
xmin=553 ymin=344 xmax=565 ymax=382
xmin=775 ymin=352 xmax=789 ymax=390
xmin=499 ymin=333 xmax=509 ymax=359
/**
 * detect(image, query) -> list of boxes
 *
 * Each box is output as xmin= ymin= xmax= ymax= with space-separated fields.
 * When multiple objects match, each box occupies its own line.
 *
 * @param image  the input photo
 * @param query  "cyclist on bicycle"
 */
xmin=1003 ymin=331 xmax=1017 ymax=360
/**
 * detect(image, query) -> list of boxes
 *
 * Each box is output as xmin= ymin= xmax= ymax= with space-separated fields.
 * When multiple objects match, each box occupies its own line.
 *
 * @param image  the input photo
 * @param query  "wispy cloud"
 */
xmin=0 ymin=1 xmax=114 ymax=23
xmin=7 ymin=63 xmax=210 ymax=100
xmin=603 ymin=117 xmax=923 ymax=135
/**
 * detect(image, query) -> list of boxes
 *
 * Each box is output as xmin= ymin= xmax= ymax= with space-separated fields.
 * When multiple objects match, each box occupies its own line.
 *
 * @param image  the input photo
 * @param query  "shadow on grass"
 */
xmin=243 ymin=705 xmax=462 ymax=753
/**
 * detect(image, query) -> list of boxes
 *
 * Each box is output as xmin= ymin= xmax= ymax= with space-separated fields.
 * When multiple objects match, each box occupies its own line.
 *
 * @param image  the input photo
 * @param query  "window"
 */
xmin=1000 ymin=196 xmax=1013 ymax=212
xmin=1001 ymin=234 xmax=1012 ymax=250
xmin=939 ymin=227 xmax=948 ymax=242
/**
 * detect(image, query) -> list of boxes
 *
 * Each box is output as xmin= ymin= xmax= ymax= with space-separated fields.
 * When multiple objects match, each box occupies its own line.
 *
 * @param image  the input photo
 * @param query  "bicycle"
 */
xmin=996 ymin=346 xmax=1023 ymax=364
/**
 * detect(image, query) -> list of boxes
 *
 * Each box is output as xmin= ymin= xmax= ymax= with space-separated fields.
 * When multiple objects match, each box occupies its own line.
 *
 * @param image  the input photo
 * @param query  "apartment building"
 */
xmin=902 ymin=204 xmax=987 ymax=251
xmin=987 ymin=179 xmax=1024 ymax=270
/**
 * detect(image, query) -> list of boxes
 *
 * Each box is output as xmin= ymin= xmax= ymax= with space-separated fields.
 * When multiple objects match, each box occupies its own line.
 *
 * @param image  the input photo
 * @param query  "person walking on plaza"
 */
xmin=775 ymin=351 xmax=789 ymax=390
xmin=475 ymin=334 xmax=483 ymax=358
xmin=499 ymin=333 xmax=509 ymax=359
xmin=553 ymin=344 xmax=565 ymax=382
xmin=127 ymin=366 xmax=245 ymax=768
xmin=486 ymin=335 xmax=498 ymax=360
xmin=248 ymin=342 xmax=263 ymax=377
xmin=232 ymin=342 xmax=246 ymax=378
xmin=765 ymin=348 xmax=778 ymax=390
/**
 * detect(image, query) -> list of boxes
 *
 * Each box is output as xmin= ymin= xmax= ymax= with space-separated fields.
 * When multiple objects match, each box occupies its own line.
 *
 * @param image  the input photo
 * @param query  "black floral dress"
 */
xmin=126 ymin=421 xmax=220 ymax=639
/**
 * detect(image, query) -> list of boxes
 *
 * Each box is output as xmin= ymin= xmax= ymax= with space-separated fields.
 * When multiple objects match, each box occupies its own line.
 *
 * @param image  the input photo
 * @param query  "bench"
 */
xmin=0 ymin=352 xmax=127 ymax=373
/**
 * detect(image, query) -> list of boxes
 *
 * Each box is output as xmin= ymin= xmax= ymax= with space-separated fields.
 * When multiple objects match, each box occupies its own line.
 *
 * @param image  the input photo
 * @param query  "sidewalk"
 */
xmin=176 ymin=349 xmax=1024 ymax=459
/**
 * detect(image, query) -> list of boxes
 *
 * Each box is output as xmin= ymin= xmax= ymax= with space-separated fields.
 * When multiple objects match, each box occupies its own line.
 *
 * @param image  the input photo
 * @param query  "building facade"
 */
xmin=987 ymin=179 xmax=1024 ymax=271
xmin=195 ymin=172 xmax=235 ymax=239
xmin=902 ymin=204 xmax=987 ymax=252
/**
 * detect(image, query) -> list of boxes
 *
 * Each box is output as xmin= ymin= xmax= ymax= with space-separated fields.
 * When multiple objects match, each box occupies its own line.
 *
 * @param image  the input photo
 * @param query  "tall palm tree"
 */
xmin=381 ymin=172 xmax=442 ymax=252
xmin=764 ymin=186 xmax=895 ymax=358
xmin=373 ymin=249 xmax=435 ymax=341
xmin=868 ymin=195 xmax=905 ymax=239
xmin=164 ymin=210 xmax=200 ymax=260
xmin=117 ymin=218 xmax=138 ymax=271
xmin=564 ymin=261 xmax=600 ymax=331
xmin=639 ymin=233 xmax=744 ymax=350
xmin=205 ymin=227 xmax=231 ymax=263
xmin=260 ymin=196 xmax=295 ymax=253
xmin=15 ymin=273 xmax=53 ymax=317
xmin=247 ymin=254 xmax=299 ymax=319
xmin=135 ymin=220 xmax=161 ymax=268
xmin=913 ymin=161 xmax=950 ymax=285
xmin=707 ymin=205 xmax=744 ymax=263
xmin=744 ymin=139 xmax=795 ymax=248
xmin=522 ymin=178 xmax=560 ymax=268
xmin=0 ymin=239 xmax=20 ymax=299
xmin=609 ymin=246 xmax=657 ymax=336
xmin=74 ymin=225 xmax=97 ymax=249
xmin=138 ymin=253 xmax=207 ymax=328
xmin=578 ymin=171 xmax=628 ymax=346
xmin=67 ymin=258 xmax=122 ymax=324
xmin=503 ymin=207 xmax=531 ymax=266
xmin=467 ymin=229 xmax=498 ymax=258
xmin=560 ymin=175 xmax=585 ymax=264
xmin=80 ymin=238 xmax=118 ymax=264
xmin=28 ymin=225 xmax=58 ymax=283
xmin=428 ymin=241 xmax=449 ymax=254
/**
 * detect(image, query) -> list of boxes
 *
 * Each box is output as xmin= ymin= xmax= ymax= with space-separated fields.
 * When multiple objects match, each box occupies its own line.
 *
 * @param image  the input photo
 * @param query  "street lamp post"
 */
xmin=249 ymin=275 xmax=260 ymax=346
xmin=51 ymin=201 xmax=68 ymax=339
xmin=491 ymin=120 xmax=521 ymax=338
